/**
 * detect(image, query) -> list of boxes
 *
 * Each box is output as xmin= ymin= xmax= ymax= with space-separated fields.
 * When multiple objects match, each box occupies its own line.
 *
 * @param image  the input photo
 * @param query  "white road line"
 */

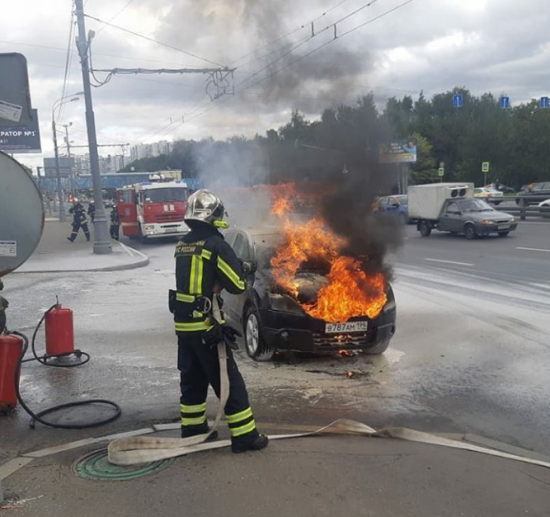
xmin=424 ymin=258 xmax=475 ymax=267
xmin=516 ymin=247 xmax=550 ymax=253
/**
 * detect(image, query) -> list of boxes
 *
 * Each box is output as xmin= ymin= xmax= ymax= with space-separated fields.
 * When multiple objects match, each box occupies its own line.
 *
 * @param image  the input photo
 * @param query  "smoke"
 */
xmin=156 ymin=0 xmax=374 ymax=112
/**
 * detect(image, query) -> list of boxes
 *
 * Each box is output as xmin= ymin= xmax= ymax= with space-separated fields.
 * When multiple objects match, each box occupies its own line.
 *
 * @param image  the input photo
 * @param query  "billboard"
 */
xmin=0 ymin=53 xmax=34 ymax=127
xmin=379 ymin=139 xmax=417 ymax=164
xmin=0 ymin=109 xmax=41 ymax=153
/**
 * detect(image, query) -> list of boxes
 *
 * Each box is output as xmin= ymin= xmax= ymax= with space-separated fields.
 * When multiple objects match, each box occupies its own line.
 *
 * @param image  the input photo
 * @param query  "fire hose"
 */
xmin=107 ymin=301 xmax=550 ymax=471
xmin=12 ymin=304 xmax=121 ymax=430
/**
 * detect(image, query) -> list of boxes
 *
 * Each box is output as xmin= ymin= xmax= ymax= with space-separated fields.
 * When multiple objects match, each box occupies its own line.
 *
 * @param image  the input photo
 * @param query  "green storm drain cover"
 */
xmin=72 ymin=449 xmax=175 ymax=481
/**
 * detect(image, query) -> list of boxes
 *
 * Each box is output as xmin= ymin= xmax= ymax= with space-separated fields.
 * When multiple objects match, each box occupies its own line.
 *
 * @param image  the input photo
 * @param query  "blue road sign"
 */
xmin=452 ymin=94 xmax=464 ymax=108
xmin=541 ymin=96 xmax=549 ymax=109
xmin=500 ymin=96 xmax=510 ymax=109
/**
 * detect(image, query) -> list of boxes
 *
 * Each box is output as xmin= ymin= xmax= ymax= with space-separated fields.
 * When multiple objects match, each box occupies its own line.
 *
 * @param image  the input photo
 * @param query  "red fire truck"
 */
xmin=116 ymin=181 xmax=190 ymax=241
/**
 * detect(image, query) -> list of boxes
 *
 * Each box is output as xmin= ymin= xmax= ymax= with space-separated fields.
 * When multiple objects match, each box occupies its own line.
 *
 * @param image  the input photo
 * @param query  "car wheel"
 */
xmin=419 ymin=221 xmax=431 ymax=237
xmin=244 ymin=306 xmax=274 ymax=361
xmin=498 ymin=231 xmax=510 ymax=237
xmin=365 ymin=339 xmax=390 ymax=355
xmin=398 ymin=212 xmax=407 ymax=225
xmin=464 ymin=224 xmax=477 ymax=240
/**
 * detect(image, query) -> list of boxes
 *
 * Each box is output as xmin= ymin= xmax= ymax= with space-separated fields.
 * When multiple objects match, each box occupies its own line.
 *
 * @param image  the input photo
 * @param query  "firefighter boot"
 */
xmin=231 ymin=433 xmax=269 ymax=454
xmin=181 ymin=423 xmax=219 ymax=442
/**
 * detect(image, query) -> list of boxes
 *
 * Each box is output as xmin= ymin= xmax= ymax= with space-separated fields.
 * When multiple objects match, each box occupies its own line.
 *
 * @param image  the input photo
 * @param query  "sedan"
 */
xmin=474 ymin=187 xmax=504 ymax=205
xmin=517 ymin=182 xmax=550 ymax=206
xmin=374 ymin=195 xmax=411 ymax=224
xmin=222 ymin=228 xmax=397 ymax=361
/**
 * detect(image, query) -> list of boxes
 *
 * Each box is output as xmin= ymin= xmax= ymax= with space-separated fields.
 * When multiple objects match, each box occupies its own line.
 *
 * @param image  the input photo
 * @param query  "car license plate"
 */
xmin=498 ymin=224 xmax=510 ymax=230
xmin=325 ymin=321 xmax=368 ymax=334
xmin=163 ymin=228 xmax=180 ymax=233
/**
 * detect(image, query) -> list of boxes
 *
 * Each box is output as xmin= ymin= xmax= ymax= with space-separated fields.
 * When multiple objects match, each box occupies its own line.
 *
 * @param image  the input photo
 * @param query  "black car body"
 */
xmin=516 ymin=182 xmax=550 ymax=206
xmin=223 ymin=228 xmax=397 ymax=361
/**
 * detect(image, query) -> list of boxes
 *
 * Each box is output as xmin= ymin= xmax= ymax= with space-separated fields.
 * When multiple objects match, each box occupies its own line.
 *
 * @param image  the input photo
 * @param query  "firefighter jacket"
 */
xmin=110 ymin=207 xmax=120 ymax=224
xmin=69 ymin=203 xmax=87 ymax=224
xmin=173 ymin=223 xmax=246 ymax=333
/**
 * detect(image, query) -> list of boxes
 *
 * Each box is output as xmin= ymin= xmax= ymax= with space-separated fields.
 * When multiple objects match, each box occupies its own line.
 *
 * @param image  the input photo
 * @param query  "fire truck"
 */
xmin=115 ymin=180 xmax=190 ymax=241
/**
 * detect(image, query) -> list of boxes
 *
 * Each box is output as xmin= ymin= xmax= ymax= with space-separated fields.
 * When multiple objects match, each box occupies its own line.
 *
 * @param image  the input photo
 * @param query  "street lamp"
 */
xmin=52 ymin=93 xmax=83 ymax=222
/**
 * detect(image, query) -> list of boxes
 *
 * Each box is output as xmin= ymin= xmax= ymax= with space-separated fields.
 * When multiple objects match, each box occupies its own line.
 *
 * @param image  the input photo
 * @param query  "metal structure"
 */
xmin=75 ymin=0 xmax=112 ymax=254
xmin=0 ymin=152 xmax=44 ymax=278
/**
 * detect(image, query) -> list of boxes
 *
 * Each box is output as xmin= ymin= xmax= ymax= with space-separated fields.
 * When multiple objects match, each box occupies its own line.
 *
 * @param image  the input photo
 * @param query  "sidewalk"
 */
xmin=14 ymin=219 xmax=148 ymax=274
xmin=1 ymin=421 xmax=549 ymax=515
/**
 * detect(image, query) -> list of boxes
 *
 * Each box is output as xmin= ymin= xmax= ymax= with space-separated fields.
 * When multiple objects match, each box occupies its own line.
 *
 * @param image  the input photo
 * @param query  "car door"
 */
xmin=221 ymin=230 xmax=239 ymax=323
xmin=439 ymin=202 xmax=462 ymax=232
xmin=385 ymin=197 xmax=400 ymax=215
xmin=222 ymin=231 xmax=251 ymax=324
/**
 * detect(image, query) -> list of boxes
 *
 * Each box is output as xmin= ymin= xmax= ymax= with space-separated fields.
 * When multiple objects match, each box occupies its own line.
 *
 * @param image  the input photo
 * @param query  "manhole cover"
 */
xmin=72 ymin=449 xmax=174 ymax=481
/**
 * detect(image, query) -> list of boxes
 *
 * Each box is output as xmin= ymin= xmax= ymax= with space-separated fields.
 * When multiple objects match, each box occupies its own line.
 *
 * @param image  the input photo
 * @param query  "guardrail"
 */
xmin=493 ymin=205 xmax=550 ymax=220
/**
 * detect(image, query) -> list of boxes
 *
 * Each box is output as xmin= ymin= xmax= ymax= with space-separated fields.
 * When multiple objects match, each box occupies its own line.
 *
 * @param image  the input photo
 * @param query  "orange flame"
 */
xmin=270 ymin=184 xmax=387 ymax=323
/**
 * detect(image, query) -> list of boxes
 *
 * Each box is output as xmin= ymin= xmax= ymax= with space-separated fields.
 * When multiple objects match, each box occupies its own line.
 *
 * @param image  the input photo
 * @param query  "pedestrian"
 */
xmin=110 ymin=203 xmax=120 ymax=241
xmin=170 ymin=189 xmax=268 ymax=453
xmin=87 ymin=200 xmax=95 ymax=224
xmin=67 ymin=199 xmax=90 ymax=242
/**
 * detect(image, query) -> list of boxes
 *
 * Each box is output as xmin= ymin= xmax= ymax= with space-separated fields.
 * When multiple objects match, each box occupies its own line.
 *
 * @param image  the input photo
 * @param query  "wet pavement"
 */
xmin=2 ymin=221 xmax=550 ymax=464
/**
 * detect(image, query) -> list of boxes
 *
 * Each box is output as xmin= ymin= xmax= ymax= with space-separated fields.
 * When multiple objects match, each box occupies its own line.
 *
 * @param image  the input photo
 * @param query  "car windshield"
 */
xmin=144 ymin=187 xmax=188 ymax=203
xmin=457 ymin=199 xmax=493 ymax=212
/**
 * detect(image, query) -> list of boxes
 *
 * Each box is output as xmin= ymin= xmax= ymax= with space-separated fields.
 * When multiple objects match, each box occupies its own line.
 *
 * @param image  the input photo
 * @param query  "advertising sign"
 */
xmin=0 ymin=53 xmax=34 ymax=127
xmin=0 ymin=109 xmax=41 ymax=153
xmin=379 ymin=139 xmax=417 ymax=164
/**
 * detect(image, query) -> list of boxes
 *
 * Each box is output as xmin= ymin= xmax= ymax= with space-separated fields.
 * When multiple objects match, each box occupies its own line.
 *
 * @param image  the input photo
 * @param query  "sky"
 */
xmin=1 ymin=0 xmax=549 ymax=170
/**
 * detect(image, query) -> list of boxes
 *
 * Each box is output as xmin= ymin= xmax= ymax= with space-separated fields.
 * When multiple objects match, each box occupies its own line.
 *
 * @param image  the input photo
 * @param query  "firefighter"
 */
xmin=67 ymin=199 xmax=90 ymax=242
xmin=110 ymin=203 xmax=120 ymax=241
xmin=87 ymin=200 xmax=96 ymax=224
xmin=171 ymin=189 xmax=268 ymax=453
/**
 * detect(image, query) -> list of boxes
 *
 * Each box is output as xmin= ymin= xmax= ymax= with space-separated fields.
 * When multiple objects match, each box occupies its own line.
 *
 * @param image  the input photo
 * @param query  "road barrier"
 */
xmin=494 ymin=205 xmax=550 ymax=221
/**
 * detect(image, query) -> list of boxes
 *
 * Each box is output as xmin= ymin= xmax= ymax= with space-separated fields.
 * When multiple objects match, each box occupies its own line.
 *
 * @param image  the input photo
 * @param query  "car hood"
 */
xmin=466 ymin=211 xmax=514 ymax=221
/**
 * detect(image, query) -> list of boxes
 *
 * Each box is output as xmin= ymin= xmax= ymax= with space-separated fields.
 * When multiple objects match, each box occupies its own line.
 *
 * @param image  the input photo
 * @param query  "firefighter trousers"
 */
xmin=69 ymin=221 xmax=90 ymax=241
xmin=110 ymin=223 xmax=120 ymax=240
xmin=177 ymin=332 xmax=259 ymax=442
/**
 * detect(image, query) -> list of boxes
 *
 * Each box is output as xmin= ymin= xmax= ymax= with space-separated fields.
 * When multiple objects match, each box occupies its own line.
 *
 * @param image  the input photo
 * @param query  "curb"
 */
xmin=11 ymin=242 xmax=149 ymax=274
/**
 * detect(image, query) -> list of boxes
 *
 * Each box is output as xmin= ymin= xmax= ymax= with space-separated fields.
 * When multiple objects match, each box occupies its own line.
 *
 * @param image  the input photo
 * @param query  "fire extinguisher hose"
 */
xmin=12 ymin=329 xmax=121 ymax=430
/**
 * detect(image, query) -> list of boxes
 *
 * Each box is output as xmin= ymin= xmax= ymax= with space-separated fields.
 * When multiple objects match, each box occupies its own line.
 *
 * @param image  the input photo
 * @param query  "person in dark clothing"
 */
xmin=171 ymin=189 xmax=268 ymax=453
xmin=87 ymin=201 xmax=96 ymax=224
xmin=67 ymin=199 xmax=90 ymax=242
xmin=110 ymin=204 xmax=120 ymax=240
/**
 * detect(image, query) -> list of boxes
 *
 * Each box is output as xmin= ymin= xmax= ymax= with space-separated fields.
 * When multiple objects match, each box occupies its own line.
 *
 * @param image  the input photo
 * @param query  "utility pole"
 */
xmin=74 ymin=0 xmax=112 ymax=254
xmin=51 ymin=120 xmax=66 ymax=222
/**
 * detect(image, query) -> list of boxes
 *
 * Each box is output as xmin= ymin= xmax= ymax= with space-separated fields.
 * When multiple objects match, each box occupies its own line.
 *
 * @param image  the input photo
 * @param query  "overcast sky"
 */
xmin=2 ymin=0 xmax=549 ymax=169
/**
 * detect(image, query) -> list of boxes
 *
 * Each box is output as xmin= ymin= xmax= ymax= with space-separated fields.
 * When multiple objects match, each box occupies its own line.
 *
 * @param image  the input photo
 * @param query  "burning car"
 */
xmin=222 ymin=185 xmax=397 ymax=361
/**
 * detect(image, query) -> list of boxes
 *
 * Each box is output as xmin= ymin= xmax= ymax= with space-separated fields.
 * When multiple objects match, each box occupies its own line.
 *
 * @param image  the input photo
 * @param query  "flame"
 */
xmin=270 ymin=184 xmax=387 ymax=323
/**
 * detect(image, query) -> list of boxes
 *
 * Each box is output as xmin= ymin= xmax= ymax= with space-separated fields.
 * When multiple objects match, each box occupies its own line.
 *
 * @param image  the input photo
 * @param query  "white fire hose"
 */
xmin=108 ymin=300 xmax=550 ymax=469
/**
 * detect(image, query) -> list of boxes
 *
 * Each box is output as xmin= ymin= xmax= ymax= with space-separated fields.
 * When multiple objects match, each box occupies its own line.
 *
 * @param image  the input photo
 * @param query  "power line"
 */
xmin=228 ymin=0 xmax=354 ymax=67
xmin=96 ymin=0 xmax=136 ymax=34
xmin=237 ymin=0 xmax=415 ymax=95
xmin=0 ymin=39 xmax=200 ymax=67
xmin=58 ymin=5 xmax=76 ymax=123
xmin=84 ymin=13 xmax=226 ymax=67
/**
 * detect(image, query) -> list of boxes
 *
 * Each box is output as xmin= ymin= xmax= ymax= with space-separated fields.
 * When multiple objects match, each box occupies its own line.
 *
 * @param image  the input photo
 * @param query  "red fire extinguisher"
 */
xmin=45 ymin=304 xmax=75 ymax=357
xmin=0 ymin=333 xmax=23 ymax=411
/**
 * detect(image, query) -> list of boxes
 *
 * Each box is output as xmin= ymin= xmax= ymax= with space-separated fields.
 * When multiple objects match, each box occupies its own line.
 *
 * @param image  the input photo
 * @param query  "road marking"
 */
xmin=516 ymin=247 xmax=550 ymax=253
xmin=424 ymin=258 xmax=475 ymax=267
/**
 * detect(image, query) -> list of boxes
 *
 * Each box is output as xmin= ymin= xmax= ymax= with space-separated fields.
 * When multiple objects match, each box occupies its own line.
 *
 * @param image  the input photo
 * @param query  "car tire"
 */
xmin=244 ymin=305 xmax=274 ymax=361
xmin=498 ymin=231 xmax=510 ymax=237
xmin=398 ymin=212 xmax=407 ymax=225
xmin=365 ymin=339 xmax=390 ymax=355
xmin=419 ymin=221 xmax=431 ymax=237
xmin=464 ymin=224 xmax=477 ymax=240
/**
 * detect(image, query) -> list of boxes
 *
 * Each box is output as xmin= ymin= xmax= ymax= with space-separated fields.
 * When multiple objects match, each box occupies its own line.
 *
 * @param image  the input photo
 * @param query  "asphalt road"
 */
xmin=2 ymin=219 xmax=550 ymax=466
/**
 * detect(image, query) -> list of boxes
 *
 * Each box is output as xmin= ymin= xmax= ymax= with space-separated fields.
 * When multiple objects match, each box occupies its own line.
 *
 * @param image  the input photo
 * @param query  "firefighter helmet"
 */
xmin=184 ymin=189 xmax=228 ymax=229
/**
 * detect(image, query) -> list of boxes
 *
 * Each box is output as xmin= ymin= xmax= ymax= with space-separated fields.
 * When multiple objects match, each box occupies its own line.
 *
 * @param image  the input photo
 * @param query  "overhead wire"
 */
xmin=84 ymin=13 xmax=226 ymax=67
xmin=163 ymin=0 xmax=417 ymax=136
xmin=57 ymin=4 xmax=76 ymax=124
xmin=96 ymin=0 xmax=137 ymax=34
